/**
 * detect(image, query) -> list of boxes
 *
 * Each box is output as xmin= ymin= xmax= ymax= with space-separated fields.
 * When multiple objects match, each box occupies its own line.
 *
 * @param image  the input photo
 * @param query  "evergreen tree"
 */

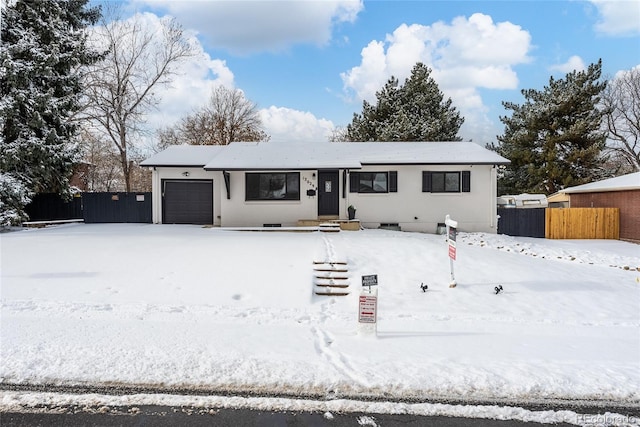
xmin=346 ymin=63 xmax=464 ymax=141
xmin=0 ymin=0 xmax=101 ymax=224
xmin=494 ymin=60 xmax=607 ymax=195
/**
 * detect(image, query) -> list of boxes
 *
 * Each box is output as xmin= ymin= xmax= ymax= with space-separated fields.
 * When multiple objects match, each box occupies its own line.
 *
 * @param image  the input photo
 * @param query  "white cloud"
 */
xmin=87 ymin=12 xmax=236 ymax=152
xmin=549 ymin=55 xmax=587 ymax=74
xmin=591 ymin=0 xmax=640 ymax=36
xmin=260 ymin=106 xmax=334 ymax=143
xmin=341 ymin=13 xmax=532 ymax=143
xmin=132 ymin=0 xmax=364 ymax=53
xmin=149 ymin=31 xmax=236 ymax=130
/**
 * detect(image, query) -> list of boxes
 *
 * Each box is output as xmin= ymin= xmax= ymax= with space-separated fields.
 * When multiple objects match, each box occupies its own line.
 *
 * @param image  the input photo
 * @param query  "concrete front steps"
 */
xmin=313 ymin=261 xmax=350 ymax=296
xmin=298 ymin=218 xmax=360 ymax=231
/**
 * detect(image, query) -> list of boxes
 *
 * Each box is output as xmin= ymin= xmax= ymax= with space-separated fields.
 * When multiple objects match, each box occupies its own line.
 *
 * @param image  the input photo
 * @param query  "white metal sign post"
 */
xmin=445 ymin=214 xmax=458 ymax=288
xmin=359 ymin=274 xmax=378 ymax=335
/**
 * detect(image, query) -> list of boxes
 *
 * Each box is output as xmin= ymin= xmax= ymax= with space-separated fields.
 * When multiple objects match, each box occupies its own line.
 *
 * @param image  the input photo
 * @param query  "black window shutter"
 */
xmin=349 ymin=172 xmax=359 ymax=193
xmin=462 ymin=171 xmax=471 ymax=192
xmin=422 ymin=172 xmax=432 ymax=192
xmin=342 ymin=170 xmax=347 ymax=198
xmin=389 ymin=171 xmax=397 ymax=192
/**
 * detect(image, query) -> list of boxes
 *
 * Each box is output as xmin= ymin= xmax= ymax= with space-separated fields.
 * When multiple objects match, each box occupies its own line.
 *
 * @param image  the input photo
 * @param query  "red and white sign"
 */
xmin=448 ymin=225 xmax=457 ymax=260
xmin=358 ymin=294 xmax=377 ymax=323
xmin=448 ymin=243 xmax=457 ymax=260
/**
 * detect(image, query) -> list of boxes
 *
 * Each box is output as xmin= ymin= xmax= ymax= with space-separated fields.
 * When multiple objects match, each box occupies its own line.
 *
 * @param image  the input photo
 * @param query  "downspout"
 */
xmin=490 ymin=165 xmax=496 ymax=228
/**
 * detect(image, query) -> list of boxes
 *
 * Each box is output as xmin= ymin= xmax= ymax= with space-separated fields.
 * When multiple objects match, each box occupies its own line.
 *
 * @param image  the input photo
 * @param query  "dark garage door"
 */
xmin=162 ymin=180 xmax=213 ymax=225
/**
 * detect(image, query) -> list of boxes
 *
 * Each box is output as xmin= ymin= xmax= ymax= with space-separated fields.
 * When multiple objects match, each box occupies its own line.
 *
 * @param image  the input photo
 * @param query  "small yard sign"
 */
xmin=445 ymin=215 xmax=458 ymax=288
xmin=362 ymin=274 xmax=378 ymax=288
xmin=358 ymin=294 xmax=377 ymax=324
xmin=448 ymin=225 xmax=457 ymax=260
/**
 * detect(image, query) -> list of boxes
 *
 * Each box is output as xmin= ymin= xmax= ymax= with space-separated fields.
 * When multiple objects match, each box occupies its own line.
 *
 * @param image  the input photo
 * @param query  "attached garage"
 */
xmin=162 ymin=180 xmax=213 ymax=225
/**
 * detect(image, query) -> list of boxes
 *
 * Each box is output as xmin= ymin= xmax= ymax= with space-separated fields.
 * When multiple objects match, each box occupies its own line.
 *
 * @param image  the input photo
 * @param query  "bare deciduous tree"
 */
xmin=157 ymin=86 xmax=269 ymax=149
xmin=601 ymin=67 xmax=640 ymax=173
xmin=78 ymin=129 xmax=121 ymax=191
xmin=328 ymin=125 xmax=349 ymax=142
xmin=82 ymin=9 xmax=196 ymax=190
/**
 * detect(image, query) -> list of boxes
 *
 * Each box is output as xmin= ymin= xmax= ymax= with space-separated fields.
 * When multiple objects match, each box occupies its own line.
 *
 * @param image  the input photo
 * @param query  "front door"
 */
xmin=318 ymin=170 xmax=339 ymax=216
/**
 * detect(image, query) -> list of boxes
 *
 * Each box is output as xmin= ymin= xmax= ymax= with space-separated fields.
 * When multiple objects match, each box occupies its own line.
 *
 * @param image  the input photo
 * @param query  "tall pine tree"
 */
xmin=346 ymin=63 xmax=464 ymax=141
xmin=494 ymin=60 xmax=607 ymax=195
xmin=346 ymin=63 xmax=464 ymax=142
xmin=0 ymin=0 xmax=101 ymax=224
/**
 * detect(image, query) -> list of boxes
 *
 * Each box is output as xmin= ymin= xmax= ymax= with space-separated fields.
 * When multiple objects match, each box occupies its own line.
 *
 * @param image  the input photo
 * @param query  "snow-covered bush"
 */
xmin=0 ymin=173 xmax=31 ymax=226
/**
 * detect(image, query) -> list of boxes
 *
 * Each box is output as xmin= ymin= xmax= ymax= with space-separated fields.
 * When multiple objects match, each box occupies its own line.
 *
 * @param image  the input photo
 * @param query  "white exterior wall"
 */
xmin=150 ymin=167 xmax=222 ymax=226
xmin=150 ymin=165 xmax=498 ymax=233
xmin=219 ymin=170 xmax=320 ymax=227
xmin=344 ymin=165 xmax=498 ymax=233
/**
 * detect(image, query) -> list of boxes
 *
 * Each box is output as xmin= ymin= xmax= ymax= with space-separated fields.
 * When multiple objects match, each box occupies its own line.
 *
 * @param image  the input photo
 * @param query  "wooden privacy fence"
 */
xmin=497 ymin=207 xmax=620 ymax=239
xmin=545 ymin=207 xmax=619 ymax=239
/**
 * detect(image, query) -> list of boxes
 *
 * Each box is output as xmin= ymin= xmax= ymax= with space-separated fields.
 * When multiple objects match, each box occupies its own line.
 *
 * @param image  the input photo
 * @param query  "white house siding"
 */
xmin=345 ymin=165 xmax=498 ymax=233
xmin=150 ymin=167 xmax=222 ymax=226
xmin=219 ymin=170 xmax=319 ymax=227
xmin=150 ymin=165 xmax=498 ymax=232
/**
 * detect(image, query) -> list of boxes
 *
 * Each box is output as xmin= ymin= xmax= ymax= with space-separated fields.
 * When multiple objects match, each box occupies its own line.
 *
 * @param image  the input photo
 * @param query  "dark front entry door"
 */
xmin=318 ymin=170 xmax=339 ymax=216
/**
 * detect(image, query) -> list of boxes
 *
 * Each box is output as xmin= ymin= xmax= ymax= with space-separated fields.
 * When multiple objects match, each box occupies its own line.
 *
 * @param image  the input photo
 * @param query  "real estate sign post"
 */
xmin=445 ymin=215 xmax=458 ymax=288
xmin=359 ymin=275 xmax=378 ymax=335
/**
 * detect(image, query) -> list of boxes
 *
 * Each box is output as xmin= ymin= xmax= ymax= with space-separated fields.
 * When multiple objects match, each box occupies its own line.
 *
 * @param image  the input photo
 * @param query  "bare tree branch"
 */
xmin=601 ymin=67 xmax=640 ymax=173
xmin=80 ymin=7 xmax=196 ymax=190
xmin=156 ymin=86 xmax=269 ymax=149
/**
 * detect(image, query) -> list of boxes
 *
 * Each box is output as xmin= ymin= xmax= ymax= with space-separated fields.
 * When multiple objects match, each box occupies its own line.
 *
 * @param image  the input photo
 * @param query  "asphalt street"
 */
xmin=1 ymin=405 xmax=580 ymax=427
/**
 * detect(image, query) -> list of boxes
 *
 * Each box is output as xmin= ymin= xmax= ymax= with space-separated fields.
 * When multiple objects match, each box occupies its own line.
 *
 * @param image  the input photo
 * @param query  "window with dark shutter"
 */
xmin=350 ymin=171 xmax=391 ymax=193
xmin=423 ymin=171 xmax=470 ymax=193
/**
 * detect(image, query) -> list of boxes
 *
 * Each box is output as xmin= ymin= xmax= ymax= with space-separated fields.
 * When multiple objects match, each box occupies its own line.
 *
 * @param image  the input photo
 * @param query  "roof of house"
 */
xmin=140 ymin=145 xmax=226 ymax=167
xmin=562 ymin=172 xmax=640 ymax=194
xmin=141 ymin=141 xmax=510 ymax=170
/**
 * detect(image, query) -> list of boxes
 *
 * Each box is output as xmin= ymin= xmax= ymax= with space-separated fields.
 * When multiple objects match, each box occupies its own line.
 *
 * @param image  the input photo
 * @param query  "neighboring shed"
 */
xmin=141 ymin=141 xmax=510 ymax=233
xmin=562 ymin=172 xmax=640 ymax=242
xmin=547 ymin=192 xmax=570 ymax=208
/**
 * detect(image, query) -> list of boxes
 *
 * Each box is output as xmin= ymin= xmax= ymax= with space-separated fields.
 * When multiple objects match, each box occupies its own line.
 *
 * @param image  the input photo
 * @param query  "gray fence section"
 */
xmin=497 ymin=208 xmax=546 ymax=238
xmin=25 ymin=192 xmax=152 ymax=224
xmin=83 ymin=192 xmax=152 ymax=223
xmin=25 ymin=193 xmax=83 ymax=221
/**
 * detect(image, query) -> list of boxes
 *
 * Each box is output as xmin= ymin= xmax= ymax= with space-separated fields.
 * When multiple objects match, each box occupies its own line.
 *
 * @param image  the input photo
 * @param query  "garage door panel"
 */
xmin=163 ymin=180 xmax=213 ymax=225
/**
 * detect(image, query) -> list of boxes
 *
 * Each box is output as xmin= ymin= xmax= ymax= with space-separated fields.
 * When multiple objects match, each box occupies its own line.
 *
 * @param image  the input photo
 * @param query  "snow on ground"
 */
xmin=1 ymin=224 xmax=639 ymax=421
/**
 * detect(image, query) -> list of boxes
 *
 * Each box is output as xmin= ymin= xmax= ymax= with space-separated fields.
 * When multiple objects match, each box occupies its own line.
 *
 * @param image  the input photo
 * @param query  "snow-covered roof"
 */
xmin=195 ymin=141 xmax=509 ymax=170
xmin=141 ymin=141 xmax=510 ymax=170
xmin=562 ymin=172 xmax=640 ymax=194
xmin=140 ymin=145 xmax=226 ymax=167
xmin=204 ymin=142 xmax=362 ymax=170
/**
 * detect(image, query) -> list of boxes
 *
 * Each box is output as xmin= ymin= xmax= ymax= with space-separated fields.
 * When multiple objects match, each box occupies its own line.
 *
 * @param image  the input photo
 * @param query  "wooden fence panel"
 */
xmin=545 ymin=208 xmax=619 ymax=239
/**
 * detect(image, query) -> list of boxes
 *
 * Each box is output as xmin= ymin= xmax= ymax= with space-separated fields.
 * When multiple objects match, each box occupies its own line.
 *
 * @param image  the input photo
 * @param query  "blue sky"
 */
xmin=107 ymin=0 xmax=640 ymax=145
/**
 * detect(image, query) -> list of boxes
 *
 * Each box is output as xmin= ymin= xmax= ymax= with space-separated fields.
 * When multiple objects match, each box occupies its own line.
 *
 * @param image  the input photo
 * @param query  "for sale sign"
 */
xmin=448 ymin=226 xmax=457 ymax=260
xmin=358 ymin=294 xmax=377 ymax=323
xmin=448 ymin=243 xmax=456 ymax=260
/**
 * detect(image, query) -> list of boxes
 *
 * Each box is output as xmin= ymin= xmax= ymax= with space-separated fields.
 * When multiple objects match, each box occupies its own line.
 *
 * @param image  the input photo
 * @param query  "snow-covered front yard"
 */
xmin=1 ymin=224 xmax=639 ymax=422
